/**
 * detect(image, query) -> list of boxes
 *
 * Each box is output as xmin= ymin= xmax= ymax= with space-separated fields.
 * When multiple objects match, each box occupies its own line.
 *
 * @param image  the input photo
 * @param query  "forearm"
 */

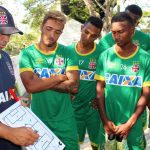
xmin=97 ymin=95 xmax=108 ymax=125
xmin=51 ymin=80 xmax=79 ymax=94
xmin=127 ymin=93 xmax=149 ymax=128
xmin=96 ymin=81 xmax=108 ymax=125
xmin=21 ymin=73 xmax=65 ymax=93
xmin=51 ymin=70 xmax=79 ymax=94
xmin=0 ymin=123 xmax=12 ymax=140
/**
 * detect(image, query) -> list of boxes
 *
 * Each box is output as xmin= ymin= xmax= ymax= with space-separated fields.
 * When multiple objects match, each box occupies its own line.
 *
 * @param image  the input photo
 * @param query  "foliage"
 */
xmin=5 ymin=33 xmax=38 ymax=55
xmin=61 ymin=0 xmax=105 ymax=23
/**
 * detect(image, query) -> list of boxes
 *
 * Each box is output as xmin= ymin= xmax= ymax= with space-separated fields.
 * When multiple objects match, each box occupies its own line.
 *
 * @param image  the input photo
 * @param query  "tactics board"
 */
xmin=0 ymin=101 xmax=65 ymax=150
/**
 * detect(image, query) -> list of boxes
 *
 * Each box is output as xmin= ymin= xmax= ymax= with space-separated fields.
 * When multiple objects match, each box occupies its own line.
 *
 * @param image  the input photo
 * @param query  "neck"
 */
xmin=115 ymin=42 xmax=137 ymax=57
xmin=77 ymin=41 xmax=94 ymax=54
xmin=37 ymin=42 xmax=57 ymax=53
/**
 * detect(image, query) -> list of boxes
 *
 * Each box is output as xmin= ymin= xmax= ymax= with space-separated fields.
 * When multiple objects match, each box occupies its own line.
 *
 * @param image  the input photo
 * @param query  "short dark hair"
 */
xmin=125 ymin=4 xmax=142 ymax=17
xmin=111 ymin=12 xmax=134 ymax=26
xmin=84 ymin=16 xmax=103 ymax=29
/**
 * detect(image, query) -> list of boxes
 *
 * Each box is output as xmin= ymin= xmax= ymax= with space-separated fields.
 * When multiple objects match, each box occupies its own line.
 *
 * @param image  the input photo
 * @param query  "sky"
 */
xmin=1 ymin=0 xmax=149 ymax=33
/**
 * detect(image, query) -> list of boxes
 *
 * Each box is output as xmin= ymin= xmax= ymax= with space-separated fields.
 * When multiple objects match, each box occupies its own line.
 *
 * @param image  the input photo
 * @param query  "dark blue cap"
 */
xmin=0 ymin=6 xmax=23 ymax=35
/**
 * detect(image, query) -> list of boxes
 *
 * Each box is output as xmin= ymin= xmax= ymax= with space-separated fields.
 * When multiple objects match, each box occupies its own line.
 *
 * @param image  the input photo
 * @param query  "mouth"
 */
xmin=115 ymin=40 xmax=122 ymax=44
xmin=0 ymin=41 xmax=7 ymax=49
xmin=0 ymin=44 xmax=6 ymax=49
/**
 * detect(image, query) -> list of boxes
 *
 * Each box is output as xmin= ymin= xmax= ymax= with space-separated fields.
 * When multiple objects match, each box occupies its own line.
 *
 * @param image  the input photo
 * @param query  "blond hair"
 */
xmin=42 ymin=10 xmax=67 ymax=27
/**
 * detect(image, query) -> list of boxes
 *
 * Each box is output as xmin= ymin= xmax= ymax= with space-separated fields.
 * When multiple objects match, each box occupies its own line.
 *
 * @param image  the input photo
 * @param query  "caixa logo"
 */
xmin=34 ymin=67 xmax=65 ymax=78
xmin=105 ymin=73 xmax=142 ymax=87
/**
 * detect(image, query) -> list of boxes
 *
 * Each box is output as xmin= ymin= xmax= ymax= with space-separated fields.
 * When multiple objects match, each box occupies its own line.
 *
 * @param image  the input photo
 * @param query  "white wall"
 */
xmin=11 ymin=56 xmax=26 ymax=96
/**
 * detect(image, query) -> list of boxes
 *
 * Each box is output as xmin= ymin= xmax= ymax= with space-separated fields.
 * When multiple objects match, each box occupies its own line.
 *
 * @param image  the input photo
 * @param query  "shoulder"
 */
xmin=20 ymin=44 xmax=35 ymax=55
xmin=67 ymin=43 xmax=76 ymax=50
xmin=58 ymin=43 xmax=76 ymax=54
xmin=1 ymin=50 xmax=11 ymax=61
xmin=138 ymin=47 xmax=150 ymax=58
xmin=101 ymin=47 xmax=114 ymax=55
xmin=102 ymin=32 xmax=113 ymax=40
xmin=134 ymin=30 xmax=150 ymax=38
xmin=1 ymin=50 xmax=10 ymax=57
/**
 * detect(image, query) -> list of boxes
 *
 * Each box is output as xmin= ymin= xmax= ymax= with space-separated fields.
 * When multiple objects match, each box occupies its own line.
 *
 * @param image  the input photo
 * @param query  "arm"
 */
xmin=96 ymin=80 xmax=116 ymax=134
xmin=0 ymin=123 xmax=39 ymax=146
xmin=52 ymin=70 xmax=79 ymax=94
xmin=20 ymin=71 xmax=68 ymax=93
xmin=115 ymin=86 xmax=150 ymax=138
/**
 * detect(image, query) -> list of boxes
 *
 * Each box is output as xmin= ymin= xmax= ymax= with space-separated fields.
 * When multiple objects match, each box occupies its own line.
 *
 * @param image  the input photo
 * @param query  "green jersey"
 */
xmin=19 ymin=44 xmax=78 ymax=122
xmin=69 ymin=43 xmax=102 ymax=109
xmin=95 ymin=46 xmax=150 ymax=125
xmin=98 ymin=30 xmax=150 ymax=51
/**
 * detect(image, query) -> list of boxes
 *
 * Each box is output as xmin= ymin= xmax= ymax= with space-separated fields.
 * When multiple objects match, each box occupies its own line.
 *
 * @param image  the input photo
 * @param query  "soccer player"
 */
xmin=0 ymin=6 xmax=39 ymax=150
xmin=98 ymin=4 xmax=150 ymax=52
xmin=68 ymin=16 xmax=104 ymax=150
xmin=19 ymin=10 xmax=79 ymax=150
xmin=95 ymin=12 xmax=150 ymax=149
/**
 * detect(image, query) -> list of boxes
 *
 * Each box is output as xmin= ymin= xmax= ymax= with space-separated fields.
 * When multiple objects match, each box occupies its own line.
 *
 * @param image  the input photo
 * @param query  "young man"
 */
xmin=0 ymin=6 xmax=39 ymax=150
xmin=19 ymin=10 xmax=79 ymax=150
xmin=68 ymin=16 xmax=104 ymax=150
xmin=95 ymin=12 xmax=150 ymax=149
xmin=98 ymin=4 xmax=150 ymax=52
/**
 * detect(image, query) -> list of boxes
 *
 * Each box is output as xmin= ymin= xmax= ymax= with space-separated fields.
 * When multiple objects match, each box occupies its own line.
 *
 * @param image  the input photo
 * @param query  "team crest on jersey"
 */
xmin=80 ymin=70 xmax=95 ymax=81
xmin=55 ymin=57 xmax=64 ymax=66
xmin=89 ymin=59 xmax=96 ymax=69
xmin=0 ymin=10 xmax=8 ymax=25
xmin=131 ymin=62 xmax=140 ymax=73
xmin=105 ymin=73 xmax=142 ymax=87
xmin=34 ymin=67 xmax=65 ymax=78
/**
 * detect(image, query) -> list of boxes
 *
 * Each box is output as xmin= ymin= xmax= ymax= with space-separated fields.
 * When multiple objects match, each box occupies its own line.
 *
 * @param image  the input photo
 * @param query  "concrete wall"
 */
xmin=11 ymin=56 xmax=26 ymax=96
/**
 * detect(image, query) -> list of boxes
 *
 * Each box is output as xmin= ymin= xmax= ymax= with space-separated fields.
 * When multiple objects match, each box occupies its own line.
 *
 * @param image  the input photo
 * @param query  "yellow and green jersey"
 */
xmin=95 ymin=46 xmax=150 ymax=125
xmin=68 ymin=43 xmax=103 ymax=114
xmin=19 ymin=44 xmax=78 ymax=122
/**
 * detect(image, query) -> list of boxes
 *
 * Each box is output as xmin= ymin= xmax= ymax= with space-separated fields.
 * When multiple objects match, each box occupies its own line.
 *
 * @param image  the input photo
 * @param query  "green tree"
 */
xmin=5 ymin=33 xmax=38 ymax=55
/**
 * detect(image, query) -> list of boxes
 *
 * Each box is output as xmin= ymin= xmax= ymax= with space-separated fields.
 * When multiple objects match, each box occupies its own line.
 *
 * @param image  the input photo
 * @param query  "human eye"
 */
xmin=118 ymin=30 xmax=124 ymax=34
xmin=46 ymin=26 xmax=52 ymax=31
xmin=84 ymin=29 xmax=89 ymax=34
xmin=55 ymin=30 xmax=62 ymax=35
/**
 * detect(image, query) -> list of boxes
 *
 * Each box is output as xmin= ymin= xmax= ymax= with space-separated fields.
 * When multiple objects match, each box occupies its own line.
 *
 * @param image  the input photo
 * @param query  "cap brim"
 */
xmin=0 ymin=27 xmax=23 ymax=35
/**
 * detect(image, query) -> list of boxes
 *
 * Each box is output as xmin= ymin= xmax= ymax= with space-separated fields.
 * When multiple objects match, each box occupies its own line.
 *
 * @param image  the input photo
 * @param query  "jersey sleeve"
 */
xmin=65 ymin=46 xmax=79 ymax=71
xmin=19 ymin=49 xmax=33 ymax=73
xmin=143 ymin=55 xmax=150 ymax=87
xmin=147 ymin=34 xmax=150 ymax=51
xmin=97 ymin=32 xmax=115 ymax=51
xmin=94 ymin=54 xmax=105 ymax=81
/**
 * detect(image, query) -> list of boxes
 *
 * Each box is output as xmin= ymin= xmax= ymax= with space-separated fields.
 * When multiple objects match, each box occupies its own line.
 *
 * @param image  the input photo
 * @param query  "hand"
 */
xmin=103 ymin=120 xmax=116 ymax=135
xmin=70 ymin=94 xmax=76 ymax=101
xmin=115 ymin=122 xmax=132 ymax=138
xmin=57 ymin=74 xmax=68 ymax=82
xmin=19 ymin=97 xmax=31 ymax=107
xmin=8 ymin=127 xmax=39 ymax=146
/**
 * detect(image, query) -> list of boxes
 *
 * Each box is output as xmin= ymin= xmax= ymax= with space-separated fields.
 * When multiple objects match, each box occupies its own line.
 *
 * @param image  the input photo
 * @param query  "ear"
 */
xmin=136 ymin=21 xmax=140 ymax=26
xmin=81 ymin=25 xmax=84 ymax=31
xmin=98 ymin=33 xmax=102 ymax=39
xmin=130 ymin=26 xmax=135 ymax=36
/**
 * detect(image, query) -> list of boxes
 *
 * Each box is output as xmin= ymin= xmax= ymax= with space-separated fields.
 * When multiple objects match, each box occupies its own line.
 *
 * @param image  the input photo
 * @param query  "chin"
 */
xmin=47 ymin=43 xmax=55 ymax=47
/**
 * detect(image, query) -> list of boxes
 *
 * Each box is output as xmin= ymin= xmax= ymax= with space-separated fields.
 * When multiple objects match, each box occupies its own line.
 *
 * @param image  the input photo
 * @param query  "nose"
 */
xmin=2 ymin=35 xmax=11 ymax=42
xmin=113 ymin=32 xmax=120 ymax=40
xmin=87 ymin=34 xmax=93 ymax=40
